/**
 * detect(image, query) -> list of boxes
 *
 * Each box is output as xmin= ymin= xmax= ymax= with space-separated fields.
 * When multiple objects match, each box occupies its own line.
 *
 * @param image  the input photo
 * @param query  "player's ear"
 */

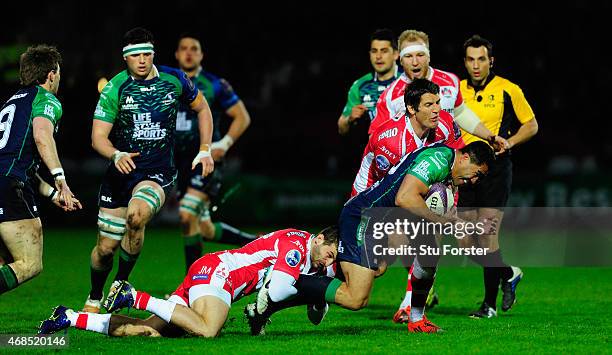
xmin=407 ymin=104 xmax=416 ymax=115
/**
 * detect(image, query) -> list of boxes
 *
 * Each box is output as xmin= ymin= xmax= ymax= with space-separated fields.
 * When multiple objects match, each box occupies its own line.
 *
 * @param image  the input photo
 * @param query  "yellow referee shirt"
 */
xmin=460 ymin=74 xmax=535 ymax=145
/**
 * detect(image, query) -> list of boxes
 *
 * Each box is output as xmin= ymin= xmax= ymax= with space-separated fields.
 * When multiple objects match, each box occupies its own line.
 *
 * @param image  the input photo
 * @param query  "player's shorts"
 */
xmin=0 ymin=176 xmax=39 ymax=223
xmin=175 ymin=152 xmax=224 ymax=201
xmin=337 ymin=202 xmax=382 ymax=271
xmin=98 ymin=165 xmax=176 ymax=209
xmin=171 ymin=253 xmax=233 ymax=307
xmin=458 ymin=155 xmax=512 ymax=210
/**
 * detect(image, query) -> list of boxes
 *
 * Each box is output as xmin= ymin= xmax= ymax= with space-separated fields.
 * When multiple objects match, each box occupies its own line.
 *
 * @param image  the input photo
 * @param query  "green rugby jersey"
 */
xmin=0 ymin=86 xmax=62 ymax=182
xmin=341 ymin=68 xmax=401 ymax=121
xmin=94 ymin=65 xmax=199 ymax=169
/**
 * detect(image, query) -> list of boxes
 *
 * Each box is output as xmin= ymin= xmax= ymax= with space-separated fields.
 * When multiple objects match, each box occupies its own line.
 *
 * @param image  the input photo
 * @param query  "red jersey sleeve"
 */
xmin=272 ymin=235 xmax=308 ymax=280
xmin=451 ymin=73 xmax=464 ymax=108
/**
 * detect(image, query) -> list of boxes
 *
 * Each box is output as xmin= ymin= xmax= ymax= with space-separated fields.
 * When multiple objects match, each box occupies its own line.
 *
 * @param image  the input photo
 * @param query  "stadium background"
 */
xmin=0 ymin=1 xmax=611 ymax=351
xmin=1 ymin=1 xmax=611 ymax=228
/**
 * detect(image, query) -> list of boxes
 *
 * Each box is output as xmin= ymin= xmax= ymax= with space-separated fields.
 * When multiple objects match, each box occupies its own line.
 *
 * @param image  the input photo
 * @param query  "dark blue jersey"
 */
xmin=175 ymin=69 xmax=240 ymax=154
xmin=0 ymin=86 xmax=62 ymax=182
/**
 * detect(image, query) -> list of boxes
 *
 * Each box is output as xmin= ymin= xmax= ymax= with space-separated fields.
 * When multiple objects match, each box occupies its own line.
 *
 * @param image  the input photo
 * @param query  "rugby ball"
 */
xmin=425 ymin=183 xmax=454 ymax=216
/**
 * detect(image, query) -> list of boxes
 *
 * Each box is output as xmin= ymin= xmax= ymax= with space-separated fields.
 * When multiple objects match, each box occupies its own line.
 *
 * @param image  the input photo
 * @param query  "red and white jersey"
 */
xmin=368 ymin=67 xmax=463 ymax=135
xmin=352 ymin=110 xmax=464 ymax=196
xmin=211 ymin=228 xmax=317 ymax=301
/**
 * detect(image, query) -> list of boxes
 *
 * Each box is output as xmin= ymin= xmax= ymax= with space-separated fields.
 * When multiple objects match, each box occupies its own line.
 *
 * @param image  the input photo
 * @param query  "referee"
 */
xmin=457 ymin=35 xmax=538 ymax=318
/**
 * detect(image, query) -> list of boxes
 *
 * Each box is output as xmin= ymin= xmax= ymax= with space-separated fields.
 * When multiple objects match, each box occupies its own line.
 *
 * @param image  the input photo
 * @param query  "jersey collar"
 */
xmin=374 ymin=64 xmax=399 ymax=82
xmin=129 ymin=65 xmax=160 ymax=82
xmin=304 ymin=234 xmax=316 ymax=274
xmin=467 ymin=72 xmax=496 ymax=92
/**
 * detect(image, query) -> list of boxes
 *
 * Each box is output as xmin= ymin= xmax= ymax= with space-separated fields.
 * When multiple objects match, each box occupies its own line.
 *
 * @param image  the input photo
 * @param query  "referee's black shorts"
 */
xmin=458 ymin=155 xmax=512 ymax=210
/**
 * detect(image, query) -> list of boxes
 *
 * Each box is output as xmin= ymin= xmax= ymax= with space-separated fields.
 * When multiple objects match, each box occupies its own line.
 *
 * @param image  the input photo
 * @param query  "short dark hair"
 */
xmin=177 ymin=32 xmax=202 ymax=48
xmin=19 ymin=45 xmax=62 ymax=87
xmin=123 ymin=27 xmax=155 ymax=47
xmin=403 ymin=78 xmax=440 ymax=113
xmin=463 ymin=34 xmax=493 ymax=58
xmin=459 ymin=141 xmax=495 ymax=167
xmin=319 ymin=226 xmax=340 ymax=247
xmin=370 ymin=28 xmax=397 ymax=50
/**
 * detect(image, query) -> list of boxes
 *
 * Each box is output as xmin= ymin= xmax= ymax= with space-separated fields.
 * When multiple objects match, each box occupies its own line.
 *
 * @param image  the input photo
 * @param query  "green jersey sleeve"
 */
xmin=342 ymin=81 xmax=363 ymax=117
xmin=93 ymin=73 xmax=126 ymax=123
xmin=31 ymin=87 xmax=62 ymax=127
xmin=407 ymin=147 xmax=454 ymax=186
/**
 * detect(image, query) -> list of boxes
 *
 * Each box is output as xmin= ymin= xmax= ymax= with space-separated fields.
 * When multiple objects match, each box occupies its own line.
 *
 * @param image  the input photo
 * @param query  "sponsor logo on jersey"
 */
xmin=33 ymin=206 xmax=38 ymax=212
xmin=214 ymin=263 xmax=229 ymax=279
xmin=285 ymin=249 xmax=301 ymax=267
xmin=101 ymin=196 xmax=112 ymax=203
xmin=440 ymin=87 xmax=453 ymax=98
xmin=287 ymin=231 xmax=306 ymax=238
xmin=162 ymin=92 xmax=176 ymax=106
xmin=140 ymin=86 xmax=156 ymax=92
xmin=44 ymin=105 xmax=55 ymax=119
xmin=192 ymin=274 xmax=209 ymax=281
xmin=0 ymin=208 xmax=3 ymax=215
xmin=364 ymin=94 xmax=372 ymax=102
xmin=132 ymin=112 xmax=167 ymax=140
xmin=122 ymin=96 xmax=139 ymax=110
xmin=291 ymin=240 xmax=305 ymax=253
xmin=199 ymin=266 xmax=212 ymax=274
xmin=378 ymin=127 xmax=398 ymax=141
xmin=412 ymin=160 xmax=431 ymax=181
xmin=94 ymin=102 xmax=106 ymax=118
xmin=377 ymin=85 xmax=386 ymax=91
xmin=175 ymin=111 xmax=192 ymax=131
xmin=380 ymin=145 xmax=397 ymax=160
xmin=8 ymin=93 xmax=28 ymax=102
xmin=147 ymin=173 xmax=164 ymax=183
xmin=338 ymin=241 xmax=344 ymax=254
xmin=375 ymin=154 xmax=391 ymax=171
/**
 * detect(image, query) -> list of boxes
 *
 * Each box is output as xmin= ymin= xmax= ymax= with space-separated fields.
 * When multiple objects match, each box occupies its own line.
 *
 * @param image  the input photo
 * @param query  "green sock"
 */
xmin=0 ymin=265 xmax=18 ymax=294
xmin=325 ymin=278 xmax=342 ymax=303
xmin=114 ymin=246 xmax=140 ymax=281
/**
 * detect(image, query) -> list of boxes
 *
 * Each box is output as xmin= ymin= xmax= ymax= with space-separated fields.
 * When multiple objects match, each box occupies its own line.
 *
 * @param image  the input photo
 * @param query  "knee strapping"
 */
xmin=97 ymin=211 xmax=127 ymax=241
xmin=180 ymin=193 xmax=204 ymax=216
xmin=131 ymin=186 xmax=162 ymax=214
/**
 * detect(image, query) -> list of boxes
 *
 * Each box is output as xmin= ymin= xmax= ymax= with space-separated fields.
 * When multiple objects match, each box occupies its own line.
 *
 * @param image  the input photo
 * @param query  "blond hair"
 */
xmin=398 ymin=30 xmax=430 ymax=49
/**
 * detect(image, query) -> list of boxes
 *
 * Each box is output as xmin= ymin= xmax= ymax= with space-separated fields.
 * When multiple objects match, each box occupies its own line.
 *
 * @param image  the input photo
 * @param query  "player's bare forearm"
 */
xmin=507 ymin=118 xmax=538 ymax=148
xmin=471 ymin=122 xmax=494 ymax=141
xmin=191 ymin=93 xmax=213 ymax=149
xmin=225 ymin=100 xmax=251 ymax=142
xmin=338 ymin=115 xmax=350 ymax=135
xmin=91 ymin=119 xmax=119 ymax=159
xmin=33 ymin=117 xmax=62 ymax=171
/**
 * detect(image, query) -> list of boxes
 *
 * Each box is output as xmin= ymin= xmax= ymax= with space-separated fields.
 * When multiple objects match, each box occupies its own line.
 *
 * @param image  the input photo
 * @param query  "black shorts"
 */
xmin=458 ymin=155 xmax=512 ymax=209
xmin=98 ymin=165 xmax=176 ymax=209
xmin=0 ymin=176 xmax=39 ymax=222
xmin=175 ymin=152 xmax=224 ymax=201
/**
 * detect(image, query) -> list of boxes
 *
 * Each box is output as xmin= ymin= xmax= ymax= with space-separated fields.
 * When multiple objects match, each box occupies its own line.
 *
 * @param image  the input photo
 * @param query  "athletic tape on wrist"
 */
xmin=51 ymin=167 xmax=65 ymax=180
xmin=211 ymin=135 xmax=234 ymax=151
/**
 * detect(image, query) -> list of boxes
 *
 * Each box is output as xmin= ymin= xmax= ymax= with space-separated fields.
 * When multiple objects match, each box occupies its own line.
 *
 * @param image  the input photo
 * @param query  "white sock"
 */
xmin=134 ymin=291 xmax=176 ymax=323
xmin=399 ymin=291 xmax=412 ymax=310
xmin=145 ymin=297 xmax=176 ymax=323
xmin=410 ymin=306 xmax=424 ymax=323
xmin=71 ymin=310 xmax=111 ymax=334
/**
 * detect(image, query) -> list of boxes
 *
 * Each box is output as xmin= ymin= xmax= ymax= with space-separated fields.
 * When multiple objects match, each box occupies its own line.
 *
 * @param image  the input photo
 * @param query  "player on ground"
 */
xmin=39 ymin=227 xmax=339 ymax=338
xmin=0 ymin=45 xmax=81 ymax=295
xmin=247 ymin=141 xmax=495 ymax=333
xmin=457 ymin=35 xmax=537 ymax=318
xmin=337 ymin=29 xmax=401 ymax=135
xmin=174 ymin=34 xmax=254 ymax=270
xmin=83 ymin=27 xmax=215 ymax=313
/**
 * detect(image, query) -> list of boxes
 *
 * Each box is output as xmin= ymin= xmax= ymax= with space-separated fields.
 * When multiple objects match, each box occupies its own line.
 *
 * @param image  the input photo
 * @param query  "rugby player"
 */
xmin=457 ymin=35 xmax=537 ymax=318
xmin=249 ymin=142 xmax=495 ymax=333
xmin=83 ymin=28 xmax=214 ymax=313
xmin=0 ymin=45 xmax=81 ymax=295
xmin=337 ymin=29 xmax=400 ymax=135
xmin=39 ymin=227 xmax=339 ymax=338
xmin=174 ymin=34 xmax=254 ymax=271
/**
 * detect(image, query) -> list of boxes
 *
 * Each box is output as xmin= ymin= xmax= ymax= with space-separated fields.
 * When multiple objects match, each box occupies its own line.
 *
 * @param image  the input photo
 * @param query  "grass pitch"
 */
xmin=1 ymin=228 xmax=610 ymax=353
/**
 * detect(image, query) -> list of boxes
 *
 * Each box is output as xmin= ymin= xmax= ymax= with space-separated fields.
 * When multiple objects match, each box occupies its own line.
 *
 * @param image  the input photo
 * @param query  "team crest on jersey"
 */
xmin=285 ymin=250 xmax=301 ymax=267
xmin=122 ymin=96 xmax=139 ymax=110
xmin=375 ymin=154 xmax=391 ymax=171
xmin=162 ymin=93 xmax=176 ymax=106
xmin=214 ymin=263 xmax=229 ymax=279
xmin=440 ymin=87 xmax=453 ymax=98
